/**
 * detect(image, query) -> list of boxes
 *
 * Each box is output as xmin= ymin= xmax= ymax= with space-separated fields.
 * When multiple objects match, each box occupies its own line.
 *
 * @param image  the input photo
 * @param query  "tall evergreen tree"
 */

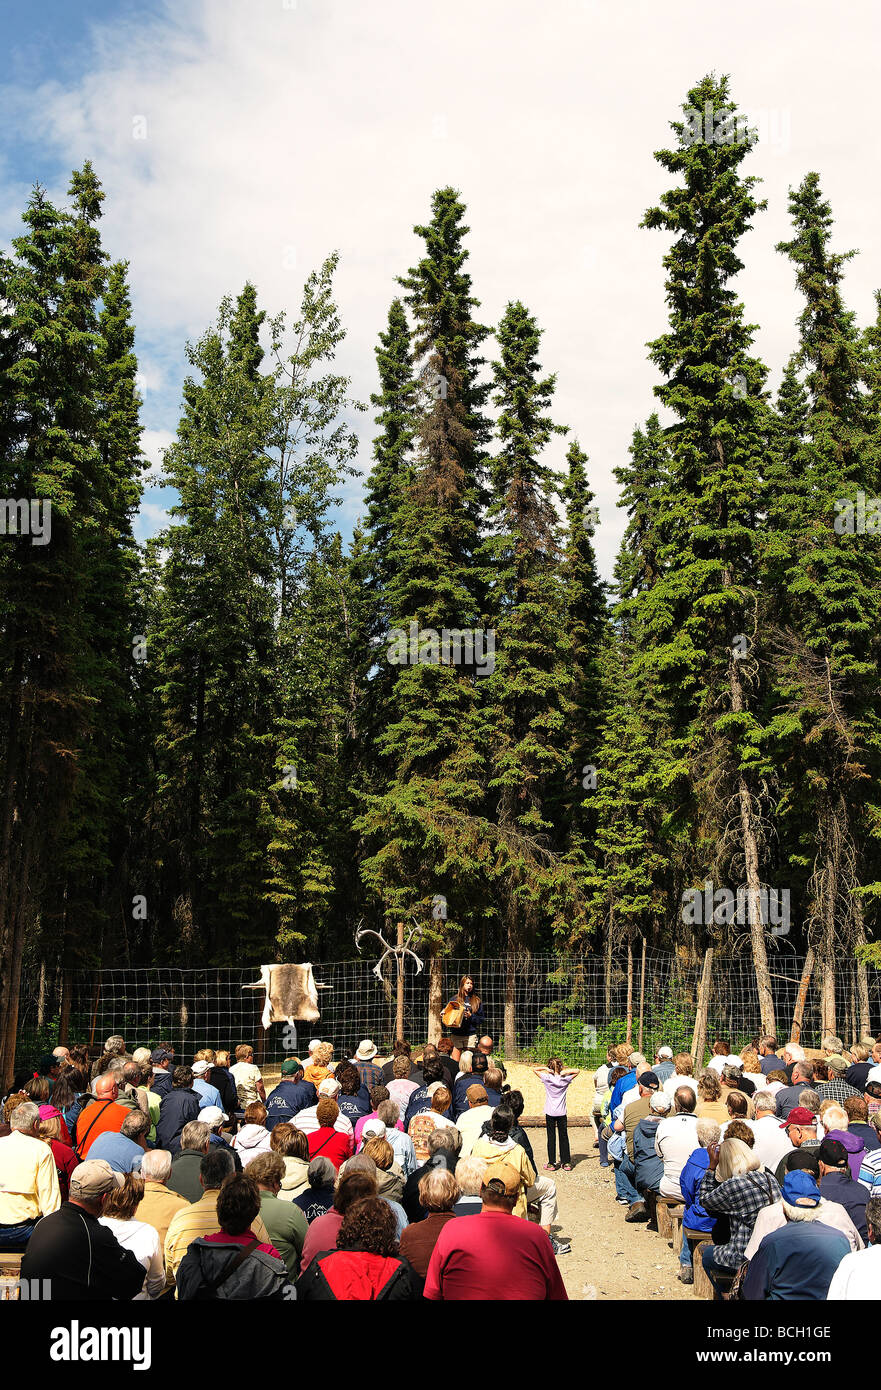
xmin=637 ymin=74 xmax=777 ymax=1028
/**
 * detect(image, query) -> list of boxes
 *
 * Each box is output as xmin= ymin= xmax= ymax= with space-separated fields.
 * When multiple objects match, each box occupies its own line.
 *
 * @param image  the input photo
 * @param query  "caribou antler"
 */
xmin=355 ymin=918 xmax=424 ymax=980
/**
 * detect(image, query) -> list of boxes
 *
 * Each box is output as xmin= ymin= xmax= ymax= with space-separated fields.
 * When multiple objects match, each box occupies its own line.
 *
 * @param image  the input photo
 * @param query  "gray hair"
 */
xmin=428 ymin=1126 xmax=461 ymax=1156
xmin=376 ymin=1100 xmax=399 ymax=1127
xmin=180 ymin=1120 xmax=210 ymax=1151
xmin=10 ymin=1101 xmax=39 ymax=1133
xmin=783 ymin=1043 xmax=805 ymax=1063
xmin=341 ymin=1153 xmax=377 ymax=1180
xmin=696 ymin=1119 xmax=721 ymax=1148
xmin=753 ymin=1091 xmax=776 ymax=1114
xmin=798 ymin=1088 xmax=821 ymax=1113
xmin=141 ymin=1149 xmax=173 ymax=1182
xmin=104 ymin=1035 xmax=127 ymax=1055
xmin=459 ymin=1051 xmax=474 ymax=1074
xmin=782 ymin=1197 xmax=822 ymax=1223
xmin=308 ymin=1156 xmax=336 ymax=1188
xmin=120 ymin=1110 xmax=149 ymax=1140
xmin=454 ymin=1155 xmax=487 ymax=1196
xmin=131 ymin=1047 xmax=151 ymax=1067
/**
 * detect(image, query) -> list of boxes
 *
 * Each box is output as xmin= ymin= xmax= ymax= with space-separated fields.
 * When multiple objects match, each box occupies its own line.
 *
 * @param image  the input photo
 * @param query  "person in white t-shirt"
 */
xmin=654 ymin=1087 xmax=700 ymax=1197
xmin=230 ymin=1044 xmax=266 ymax=1108
xmin=827 ymin=1196 xmax=881 ymax=1299
xmin=707 ymin=1040 xmax=742 ymax=1076
xmin=98 ymin=1172 xmax=165 ymax=1300
xmin=747 ymin=1091 xmax=795 ymax=1173
xmin=663 ymin=1054 xmax=698 ymax=1103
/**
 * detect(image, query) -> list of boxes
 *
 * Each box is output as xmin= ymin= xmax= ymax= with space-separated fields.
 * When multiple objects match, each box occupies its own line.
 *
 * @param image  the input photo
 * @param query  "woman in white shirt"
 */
xmin=98 ymin=1173 xmax=165 ymax=1299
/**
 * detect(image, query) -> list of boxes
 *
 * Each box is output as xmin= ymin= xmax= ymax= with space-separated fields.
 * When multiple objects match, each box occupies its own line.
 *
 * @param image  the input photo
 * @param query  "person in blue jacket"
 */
xmin=677 ymin=1118 xmax=720 ymax=1284
xmin=444 ymin=976 xmax=486 ymax=1060
xmin=264 ymin=1059 xmax=317 ymax=1132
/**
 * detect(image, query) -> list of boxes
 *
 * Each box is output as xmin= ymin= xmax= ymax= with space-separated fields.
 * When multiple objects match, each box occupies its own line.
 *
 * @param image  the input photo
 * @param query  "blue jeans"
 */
xmin=0 ymin=1221 xmax=35 ymax=1251
xmin=701 ymin=1243 xmax=735 ymax=1297
xmin=614 ymin=1156 xmax=641 ymax=1205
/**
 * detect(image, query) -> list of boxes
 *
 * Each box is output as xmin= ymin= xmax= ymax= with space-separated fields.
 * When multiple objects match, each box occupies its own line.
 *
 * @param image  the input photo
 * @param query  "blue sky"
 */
xmin=3 ymin=0 xmax=880 ymax=575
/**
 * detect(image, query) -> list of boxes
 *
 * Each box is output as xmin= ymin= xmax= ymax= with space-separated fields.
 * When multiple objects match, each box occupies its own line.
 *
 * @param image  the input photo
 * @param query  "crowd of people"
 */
xmin=592 ymin=1033 xmax=881 ymax=1299
xmin=5 ymin=1016 xmax=881 ymax=1300
xmin=0 ymin=1026 xmax=569 ymax=1301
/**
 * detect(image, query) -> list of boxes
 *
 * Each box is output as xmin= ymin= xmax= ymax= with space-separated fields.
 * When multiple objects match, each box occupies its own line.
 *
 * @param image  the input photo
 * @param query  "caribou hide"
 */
xmin=244 ymin=963 xmax=321 ymax=1030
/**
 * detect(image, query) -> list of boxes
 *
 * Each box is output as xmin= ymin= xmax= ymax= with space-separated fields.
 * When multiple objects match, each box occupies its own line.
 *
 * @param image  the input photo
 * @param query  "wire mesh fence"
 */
xmin=11 ymin=948 xmax=881 ymax=1072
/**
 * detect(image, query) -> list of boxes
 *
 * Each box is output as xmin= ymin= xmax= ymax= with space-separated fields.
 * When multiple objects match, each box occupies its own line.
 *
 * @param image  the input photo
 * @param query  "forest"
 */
xmin=1 ymin=73 xmax=880 ymax=1081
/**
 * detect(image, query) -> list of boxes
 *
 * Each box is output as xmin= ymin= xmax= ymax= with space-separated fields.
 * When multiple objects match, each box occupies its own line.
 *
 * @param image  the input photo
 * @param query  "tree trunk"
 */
xmin=603 ymin=924 xmax=613 ymax=1015
xmin=790 ymin=948 xmax=814 ymax=1045
xmin=821 ymin=959 xmax=836 ymax=1040
xmin=729 ymin=653 xmax=775 ymax=1035
xmin=427 ymin=951 xmax=443 ymax=1045
xmin=691 ymin=948 xmax=713 ymax=1071
xmin=504 ymin=953 xmax=517 ymax=1056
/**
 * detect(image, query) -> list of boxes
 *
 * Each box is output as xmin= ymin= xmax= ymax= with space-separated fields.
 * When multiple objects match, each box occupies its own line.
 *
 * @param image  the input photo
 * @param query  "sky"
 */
xmin=2 ymin=0 xmax=880 ymax=577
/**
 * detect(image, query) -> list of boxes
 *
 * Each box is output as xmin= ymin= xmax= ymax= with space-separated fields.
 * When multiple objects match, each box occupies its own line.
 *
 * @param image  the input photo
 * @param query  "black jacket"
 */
xmin=209 ymin=1065 xmax=239 ymax=1119
xmin=402 ymin=1153 xmax=457 ymax=1223
xmin=21 ymin=1203 xmax=145 ymax=1300
xmin=176 ymin=1235 xmax=292 ymax=1301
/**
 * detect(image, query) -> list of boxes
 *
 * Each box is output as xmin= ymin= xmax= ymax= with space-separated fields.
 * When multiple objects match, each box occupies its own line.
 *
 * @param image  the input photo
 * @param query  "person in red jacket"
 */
xmin=307 ymin=1099 xmax=353 ymax=1170
xmin=296 ymin=1196 xmax=421 ymax=1300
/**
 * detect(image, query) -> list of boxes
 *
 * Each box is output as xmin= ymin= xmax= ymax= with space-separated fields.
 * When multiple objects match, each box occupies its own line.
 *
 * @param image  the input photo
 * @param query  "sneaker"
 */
xmin=550 ymin=1235 xmax=572 ymax=1255
xmin=615 ymin=1195 xmax=630 ymax=1205
xmin=625 ymin=1201 xmax=648 ymax=1223
xmin=678 ymin=1267 xmax=694 ymax=1284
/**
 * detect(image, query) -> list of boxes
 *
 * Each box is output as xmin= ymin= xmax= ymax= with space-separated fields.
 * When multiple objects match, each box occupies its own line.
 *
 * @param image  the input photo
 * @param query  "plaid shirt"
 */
xmin=817 ymin=1078 xmax=861 ymax=1105
xmin=699 ymin=1167 xmax=781 ymax=1268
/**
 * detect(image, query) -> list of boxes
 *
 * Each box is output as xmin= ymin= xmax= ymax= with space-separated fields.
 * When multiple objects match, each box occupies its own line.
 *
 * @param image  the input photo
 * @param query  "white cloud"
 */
xmin=5 ymin=0 xmax=881 ymax=576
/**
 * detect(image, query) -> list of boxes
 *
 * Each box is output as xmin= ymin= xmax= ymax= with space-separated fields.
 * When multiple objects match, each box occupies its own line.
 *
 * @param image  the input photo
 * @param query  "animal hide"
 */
xmin=244 ymin=963 xmax=321 ymax=1030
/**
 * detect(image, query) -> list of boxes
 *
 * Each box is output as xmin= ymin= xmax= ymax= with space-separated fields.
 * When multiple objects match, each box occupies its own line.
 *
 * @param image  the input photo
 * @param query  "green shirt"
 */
xmin=258 ymin=1191 xmax=307 ymax=1278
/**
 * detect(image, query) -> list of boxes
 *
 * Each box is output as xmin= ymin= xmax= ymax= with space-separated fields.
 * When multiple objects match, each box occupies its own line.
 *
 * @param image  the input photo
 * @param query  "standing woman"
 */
xmin=533 ymin=1058 xmax=579 ymax=1171
xmin=443 ymin=976 xmax=485 ymax=1062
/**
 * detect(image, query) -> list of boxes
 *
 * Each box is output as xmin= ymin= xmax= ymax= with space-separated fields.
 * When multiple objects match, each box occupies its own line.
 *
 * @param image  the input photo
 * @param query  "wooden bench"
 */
xmin=685 ymin=1229 xmax=714 ymax=1300
xmin=0 ymin=1255 xmax=23 ymax=1301
xmin=656 ymin=1195 xmax=685 ymax=1246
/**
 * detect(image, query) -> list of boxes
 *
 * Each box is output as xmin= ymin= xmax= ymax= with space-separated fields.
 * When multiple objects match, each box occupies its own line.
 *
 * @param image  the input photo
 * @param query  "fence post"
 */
xmin=395 ymin=921 xmax=405 ymax=1045
xmin=625 ymin=940 xmax=634 ymax=1047
xmin=790 ymin=948 xmax=814 ymax=1045
xmin=637 ymin=937 xmax=646 ymax=1055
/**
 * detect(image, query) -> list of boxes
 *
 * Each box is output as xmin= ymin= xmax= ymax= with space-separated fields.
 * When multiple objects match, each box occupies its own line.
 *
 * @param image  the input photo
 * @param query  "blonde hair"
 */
xmin=717 ymin=1137 xmax=760 ymax=1181
xmin=455 ymin=1155 xmax=488 ymax=1196
xmin=313 ymin=1042 xmax=334 ymax=1068
xmin=37 ymin=1117 xmax=62 ymax=1143
xmin=740 ymin=1048 xmax=761 ymax=1075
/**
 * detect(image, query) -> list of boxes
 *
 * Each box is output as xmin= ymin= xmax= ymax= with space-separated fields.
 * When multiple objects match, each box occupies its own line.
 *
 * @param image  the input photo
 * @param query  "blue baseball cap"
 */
xmin=782 ymin=1169 xmax=821 ymax=1206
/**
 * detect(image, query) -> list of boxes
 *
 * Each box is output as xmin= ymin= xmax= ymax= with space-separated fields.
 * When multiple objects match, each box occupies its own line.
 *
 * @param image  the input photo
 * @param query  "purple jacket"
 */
xmin=827 ymin=1129 xmax=865 ymax=1182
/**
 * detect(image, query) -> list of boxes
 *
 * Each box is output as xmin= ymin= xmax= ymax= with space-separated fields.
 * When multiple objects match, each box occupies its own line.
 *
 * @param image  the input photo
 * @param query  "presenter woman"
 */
xmin=442 ymin=975 xmax=485 ymax=1061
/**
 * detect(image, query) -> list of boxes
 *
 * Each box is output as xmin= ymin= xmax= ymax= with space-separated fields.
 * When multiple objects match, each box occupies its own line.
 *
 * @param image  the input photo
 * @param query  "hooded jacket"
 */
xmin=231 ymin=1124 xmax=273 ymax=1166
xmin=295 ymin=1247 xmax=420 ymax=1301
xmin=826 ymin=1128 xmax=866 ymax=1182
xmin=278 ymin=1154 xmax=310 ymax=1202
xmin=156 ymin=1088 xmax=201 ymax=1155
xmin=175 ymin=1234 xmax=292 ymax=1300
xmin=375 ymin=1164 xmax=405 ymax=1206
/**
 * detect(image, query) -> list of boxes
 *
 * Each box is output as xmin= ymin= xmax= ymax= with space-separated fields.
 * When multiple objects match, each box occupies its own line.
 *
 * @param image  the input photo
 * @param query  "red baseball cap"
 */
xmin=780 ymin=1107 xmax=816 ymax=1128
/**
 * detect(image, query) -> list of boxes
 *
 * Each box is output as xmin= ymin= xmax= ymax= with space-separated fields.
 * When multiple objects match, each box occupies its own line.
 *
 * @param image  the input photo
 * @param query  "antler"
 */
xmin=354 ymin=918 xmax=425 ymax=978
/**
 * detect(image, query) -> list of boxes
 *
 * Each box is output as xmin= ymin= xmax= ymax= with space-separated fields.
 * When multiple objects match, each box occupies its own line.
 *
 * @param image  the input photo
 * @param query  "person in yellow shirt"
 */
xmin=0 ymin=1101 xmax=61 ymax=1249
xmin=469 ymin=1109 xmax=536 ymax=1219
xmin=164 ymin=1146 xmax=270 ymax=1292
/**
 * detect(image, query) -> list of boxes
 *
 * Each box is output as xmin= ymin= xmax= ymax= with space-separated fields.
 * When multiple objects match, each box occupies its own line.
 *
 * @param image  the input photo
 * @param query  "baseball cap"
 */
xmin=198 ymin=1105 xmax=227 ymax=1127
xmin=658 ymin=1046 xmax=673 ymax=1060
xmin=150 ymin=1048 xmax=170 ymax=1064
xmin=782 ymin=1170 xmax=821 ymax=1206
xmin=70 ymin=1159 xmax=124 ymax=1201
xmin=483 ymin=1161 xmax=521 ymax=1197
xmin=639 ymin=1071 xmax=660 ymax=1089
xmin=780 ymin=1107 xmax=816 ymax=1129
xmin=465 ymin=1084 xmax=487 ymax=1105
xmin=649 ymin=1091 xmax=672 ymax=1113
xmin=318 ymin=1078 xmax=340 ymax=1097
xmin=191 ymin=1060 xmax=210 ymax=1077
xmin=866 ymin=1065 xmax=881 ymax=1087
xmin=280 ymin=1058 xmax=302 ymax=1076
xmin=472 ymin=1053 xmax=488 ymax=1074
xmin=784 ymin=1149 xmax=821 ymax=1177
xmin=361 ymin=1118 xmax=386 ymax=1140
xmin=817 ymin=1137 xmax=848 ymax=1168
